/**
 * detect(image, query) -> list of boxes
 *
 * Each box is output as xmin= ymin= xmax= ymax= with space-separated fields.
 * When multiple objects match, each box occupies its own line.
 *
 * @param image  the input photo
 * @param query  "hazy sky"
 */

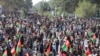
xmin=32 ymin=0 xmax=49 ymax=5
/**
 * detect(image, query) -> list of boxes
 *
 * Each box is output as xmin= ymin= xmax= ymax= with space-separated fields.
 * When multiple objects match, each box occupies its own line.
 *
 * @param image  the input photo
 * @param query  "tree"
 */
xmin=50 ymin=0 xmax=79 ymax=13
xmin=34 ymin=1 xmax=51 ymax=13
xmin=75 ymin=0 xmax=97 ymax=18
xmin=20 ymin=8 xmax=27 ymax=18
xmin=33 ymin=1 xmax=53 ymax=18
xmin=24 ymin=0 xmax=32 ymax=11
xmin=90 ymin=0 xmax=100 ymax=17
xmin=90 ymin=0 xmax=100 ymax=6
xmin=0 ymin=0 xmax=32 ymax=12
xmin=0 ymin=0 xmax=25 ymax=12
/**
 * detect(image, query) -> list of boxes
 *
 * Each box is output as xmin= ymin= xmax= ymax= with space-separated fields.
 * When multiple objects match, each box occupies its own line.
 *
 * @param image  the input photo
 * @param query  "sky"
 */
xmin=32 ymin=0 xmax=49 ymax=5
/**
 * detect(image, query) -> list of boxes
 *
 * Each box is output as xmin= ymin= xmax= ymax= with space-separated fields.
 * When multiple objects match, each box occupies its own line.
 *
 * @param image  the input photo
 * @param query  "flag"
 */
xmin=16 ymin=22 xmax=20 ymax=28
xmin=45 ymin=45 xmax=51 ymax=56
xmin=69 ymin=48 xmax=73 ymax=53
xmin=62 ymin=53 xmax=66 ymax=56
xmin=67 ymin=30 xmax=71 ymax=36
xmin=5 ymin=37 xmax=8 ymax=44
xmin=87 ymin=31 xmax=93 ymax=37
xmin=62 ymin=43 xmax=68 ymax=52
xmin=85 ymin=48 xmax=91 ymax=56
xmin=59 ymin=51 xmax=66 ymax=56
xmin=88 ymin=54 xmax=92 ymax=56
xmin=18 ymin=39 xmax=22 ymax=47
xmin=65 ymin=40 xmax=70 ymax=47
xmin=91 ymin=38 xmax=95 ymax=44
xmin=25 ymin=52 xmax=29 ymax=56
xmin=93 ymin=33 xmax=96 ymax=40
xmin=16 ymin=46 xmax=21 ymax=54
xmin=59 ymin=51 xmax=62 ymax=56
xmin=16 ymin=34 xmax=21 ymax=39
xmin=70 ymin=25 xmax=72 ymax=31
xmin=11 ymin=47 xmax=16 ymax=56
xmin=16 ymin=39 xmax=22 ymax=53
xmin=2 ymin=49 xmax=7 ymax=56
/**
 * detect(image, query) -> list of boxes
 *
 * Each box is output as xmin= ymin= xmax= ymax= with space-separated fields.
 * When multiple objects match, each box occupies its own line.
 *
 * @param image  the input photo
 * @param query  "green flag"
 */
xmin=12 ymin=54 xmax=16 ymax=56
xmin=66 ymin=30 xmax=71 ymax=36
xmin=69 ymin=48 xmax=74 ymax=53
xmin=51 ymin=35 xmax=54 ymax=40
xmin=62 ymin=43 xmax=68 ymax=52
xmin=87 ymin=31 xmax=93 ymax=37
xmin=91 ymin=38 xmax=95 ymax=43
xmin=2 ymin=50 xmax=7 ymax=56
xmin=5 ymin=40 xmax=9 ymax=44
xmin=16 ymin=23 xmax=19 ymax=28
xmin=16 ymin=34 xmax=21 ymax=39
xmin=2 ymin=53 xmax=7 ymax=56
xmin=16 ymin=46 xmax=21 ymax=53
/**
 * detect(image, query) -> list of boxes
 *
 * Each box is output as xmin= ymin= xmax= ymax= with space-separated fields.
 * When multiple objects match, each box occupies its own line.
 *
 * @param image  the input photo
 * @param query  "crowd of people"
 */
xmin=0 ymin=16 xmax=100 ymax=56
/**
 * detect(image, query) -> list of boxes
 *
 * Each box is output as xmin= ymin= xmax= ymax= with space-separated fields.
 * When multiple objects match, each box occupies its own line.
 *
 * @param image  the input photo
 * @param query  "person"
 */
xmin=0 ymin=15 xmax=99 ymax=56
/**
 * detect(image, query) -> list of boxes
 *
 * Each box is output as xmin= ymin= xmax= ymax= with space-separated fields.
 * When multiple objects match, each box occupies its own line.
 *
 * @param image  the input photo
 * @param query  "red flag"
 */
xmin=62 ymin=53 xmax=66 ymax=56
xmin=25 ymin=52 xmax=29 ymax=56
xmin=59 ymin=51 xmax=67 ymax=56
xmin=85 ymin=48 xmax=91 ymax=56
xmin=59 ymin=51 xmax=62 ymax=56
xmin=46 ymin=45 xmax=51 ymax=54
xmin=93 ymin=33 xmax=96 ymax=40
xmin=18 ymin=39 xmax=22 ymax=47
xmin=45 ymin=45 xmax=51 ymax=56
xmin=11 ymin=47 xmax=16 ymax=55
xmin=65 ymin=40 xmax=70 ymax=47
xmin=70 ymin=25 xmax=73 ymax=32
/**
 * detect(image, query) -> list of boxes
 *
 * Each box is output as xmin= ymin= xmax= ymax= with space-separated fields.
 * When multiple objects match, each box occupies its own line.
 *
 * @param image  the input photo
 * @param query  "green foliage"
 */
xmin=90 ymin=0 xmax=100 ymax=6
xmin=34 ymin=1 xmax=51 ymax=13
xmin=1 ymin=0 xmax=25 ymax=10
xmin=24 ymin=0 xmax=32 ymax=11
xmin=50 ymin=0 xmax=79 ymax=13
xmin=75 ymin=0 xmax=97 ymax=18
xmin=33 ymin=1 xmax=52 ymax=18
xmin=0 ymin=0 xmax=32 ymax=12
xmin=63 ymin=12 xmax=68 ymax=17
xmin=20 ymin=8 xmax=27 ymax=18
xmin=43 ymin=12 xmax=53 ymax=19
